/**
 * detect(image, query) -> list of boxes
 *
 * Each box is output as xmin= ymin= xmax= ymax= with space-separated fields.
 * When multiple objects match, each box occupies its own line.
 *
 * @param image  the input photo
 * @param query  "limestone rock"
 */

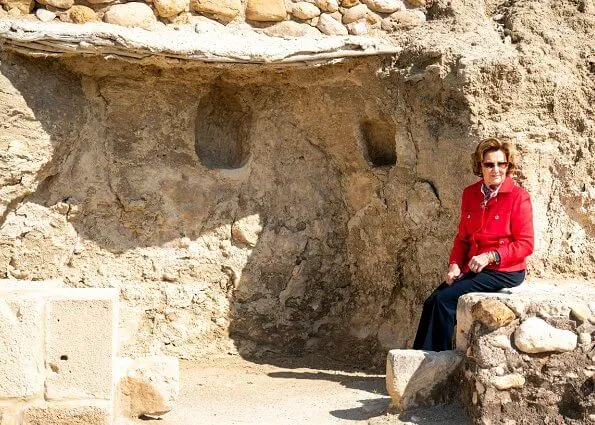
xmin=190 ymin=0 xmax=240 ymax=22
xmin=117 ymin=356 xmax=180 ymax=418
xmin=345 ymin=17 xmax=367 ymax=34
xmin=69 ymin=5 xmax=99 ymax=23
xmin=472 ymin=299 xmax=517 ymax=329
xmin=570 ymin=302 xmax=592 ymax=322
xmin=490 ymin=373 xmax=525 ymax=390
xmin=386 ymin=349 xmax=463 ymax=410
xmin=262 ymin=20 xmax=322 ymax=37
xmin=361 ymin=0 xmax=403 ymax=13
xmin=381 ymin=9 xmax=424 ymax=31
xmin=87 ymin=0 xmax=114 ymax=4
xmin=37 ymin=0 xmax=73 ymax=10
xmin=231 ymin=214 xmax=263 ymax=247
xmin=404 ymin=0 xmax=423 ymax=6
xmin=315 ymin=0 xmax=338 ymax=12
xmin=104 ymin=2 xmax=157 ymax=30
xmin=514 ymin=317 xmax=578 ymax=354
xmin=316 ymin=12 xmax=347 ymax=34
xmin=35 ymin=8 xmax=56 ymax=21
xmin=291 ymin=1 xmax=320 ymax=19
xmin=153 ymin=0 xmax=187 ymax=17
xmin=341 ymin=3 xmax=367 ymax=23
xmin=246 ymin=0 xmax=287 ymax=21
xmin=1 ymin=0 xmax=33 ymax=14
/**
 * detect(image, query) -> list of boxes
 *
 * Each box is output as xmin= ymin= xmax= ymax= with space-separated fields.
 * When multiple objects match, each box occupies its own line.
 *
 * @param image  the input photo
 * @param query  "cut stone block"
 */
xmin=0 ymin=293 xmax=44 ymax=398
xmin=0 ymin=404 xmax=20 ymax=425
xmin=45 ymin=288 xmax=118 ymax=400
xmin=22 ymin=401 xmax=112 ymax=425
xmin=386 ymin=349 xmax=463 ymax=410
xmin=117 ymin=356 xmax=180 ymax=417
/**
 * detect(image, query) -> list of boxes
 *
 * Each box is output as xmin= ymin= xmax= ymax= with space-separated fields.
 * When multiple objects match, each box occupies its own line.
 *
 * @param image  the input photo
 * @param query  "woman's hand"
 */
xmin=468 ymin=253 xmax=491 ymax=273
xmin=445 ymin=263 xmax=461 ymax=285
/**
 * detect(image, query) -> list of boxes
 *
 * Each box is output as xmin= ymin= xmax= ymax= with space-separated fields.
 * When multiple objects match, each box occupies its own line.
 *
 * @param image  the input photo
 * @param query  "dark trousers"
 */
xmin=412 ymin=270 xmax=525 ymax=351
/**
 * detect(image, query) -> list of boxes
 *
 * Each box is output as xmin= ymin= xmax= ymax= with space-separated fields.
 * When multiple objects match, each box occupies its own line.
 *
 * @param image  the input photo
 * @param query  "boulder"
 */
xmin=315 ymin=0 xmax=338 ymax=12
xmin=291 ymin=1 xmax=320 ymax=19
xmin=386 ymin=349 xmax=463 ymax=410
xmin=153 ymin=0 xmax=187 ymax=17
xmin=471 ymin=298 xmax=517 ymax=329
xmin=316 ymin=13 xmax=347 ymax=34
xmin=361 ymin=0 xmax=403 ymax=13
xmin=514 ymin=317 xmax=577 ymax=353
xmin=341 ymin=3 xmax=367 ymax=23
xmin=345 ymin=18 xmax=367 ymax=34
xmin=245 ymin=0 xmax=287 ymax=21
xmin=37 ymin=0 xmax=73 ymax=10
xmin=69 ymin=5 xmax=100 ymax=23
xmin=1 ymin=0 xmax=33 ymax=13
xmin=189 ymin=0 xmax=240 ymax=23
xmin=104 ymin=3 xmax=157 ymax=30
xmin=117 ymin=356 xmax=180 ymax=418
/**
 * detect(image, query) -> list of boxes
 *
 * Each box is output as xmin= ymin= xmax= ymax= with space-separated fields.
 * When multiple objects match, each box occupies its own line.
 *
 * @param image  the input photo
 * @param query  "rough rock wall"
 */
xmin=0 ymin=0 xmax=593 ymax=366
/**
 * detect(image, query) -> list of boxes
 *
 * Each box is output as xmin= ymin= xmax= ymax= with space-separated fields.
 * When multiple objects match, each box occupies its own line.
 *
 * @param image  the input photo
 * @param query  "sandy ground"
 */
xmin=124 ymin=355 xmax=470 ymax=425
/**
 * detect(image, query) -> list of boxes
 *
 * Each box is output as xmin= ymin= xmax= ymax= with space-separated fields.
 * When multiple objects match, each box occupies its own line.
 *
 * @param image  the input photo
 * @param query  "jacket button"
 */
xmin=494 ymin=215 xmax=499 ymax=220
xmin=499 ymin=240 xmax=504 ymax=245
xmin=467 ymin=214 xmax=471 ymax=219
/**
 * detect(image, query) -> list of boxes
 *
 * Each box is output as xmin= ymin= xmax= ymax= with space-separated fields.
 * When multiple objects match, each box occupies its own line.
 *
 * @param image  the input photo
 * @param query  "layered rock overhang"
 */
xmin=0 ymin=19 xmax=401 ymax=65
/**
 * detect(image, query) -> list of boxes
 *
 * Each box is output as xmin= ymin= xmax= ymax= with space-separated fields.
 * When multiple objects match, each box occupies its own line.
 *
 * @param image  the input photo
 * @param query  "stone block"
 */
xmin=386 ymin=349 xmax=463 ymax=410
xmin=0 ymin=404 xmax=20 ymax=425
xmin=22 ymin=401 xmax=112 ymax=425
xmin=0 ymin=293 xmax=44 ymax=398
xmin=45 ymin=288 xmax=118 ymax=400
xmin=471 ymin=298 xmax=517 ymax=329
xmin=0 ymin=279 xmax=63 ymax=293
xmin=117 ymin=356 xmax=180 ymax=417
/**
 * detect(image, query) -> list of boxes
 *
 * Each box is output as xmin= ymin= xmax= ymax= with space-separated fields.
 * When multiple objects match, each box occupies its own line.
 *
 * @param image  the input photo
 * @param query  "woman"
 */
xmin=413 ymin=138 xmax=534 ymax=351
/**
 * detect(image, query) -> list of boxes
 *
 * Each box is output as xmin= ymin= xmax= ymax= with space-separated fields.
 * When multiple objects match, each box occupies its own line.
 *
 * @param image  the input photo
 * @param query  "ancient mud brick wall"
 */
xmin=0 ymin=281 xmax=117 ymax=425
xmin=458 ymin=283 xmax=595 ymax=424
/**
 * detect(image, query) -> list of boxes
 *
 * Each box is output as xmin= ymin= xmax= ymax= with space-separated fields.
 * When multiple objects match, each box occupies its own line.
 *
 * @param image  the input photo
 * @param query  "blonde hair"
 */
xmin=471 ymin=138 xmax=517 ymax=177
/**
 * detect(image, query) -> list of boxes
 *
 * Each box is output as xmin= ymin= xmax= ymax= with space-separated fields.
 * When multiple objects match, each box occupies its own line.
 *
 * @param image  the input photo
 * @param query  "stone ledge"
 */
xmin=0 ymin=18 xmax=401 ymax=65
xmin=456 ymin=279 xmax=595 ymax=350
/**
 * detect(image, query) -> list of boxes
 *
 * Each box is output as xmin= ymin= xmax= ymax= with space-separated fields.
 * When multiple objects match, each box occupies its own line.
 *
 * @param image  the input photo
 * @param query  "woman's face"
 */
xmin=482 ymin=149 xmax=508 ymax=188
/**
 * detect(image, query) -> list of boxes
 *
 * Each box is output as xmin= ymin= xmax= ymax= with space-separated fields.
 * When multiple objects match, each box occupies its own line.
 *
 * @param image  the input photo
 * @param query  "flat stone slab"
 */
xmin=456 ymin=278 xmax=595 ymax=350
xmin=0 ymin=18 xmax=401 ymax=65
xmin=385 ymin=349 xmax=463 ymax=411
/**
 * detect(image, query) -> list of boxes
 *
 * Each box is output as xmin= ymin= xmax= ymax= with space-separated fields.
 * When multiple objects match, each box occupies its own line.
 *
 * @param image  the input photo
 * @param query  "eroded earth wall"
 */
xmin=0 ymin=0 xmax=593 ymax=366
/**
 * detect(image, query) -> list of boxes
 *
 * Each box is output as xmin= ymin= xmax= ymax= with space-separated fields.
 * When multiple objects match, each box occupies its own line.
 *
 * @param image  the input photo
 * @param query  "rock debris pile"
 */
xmin=459 ymin=283 xmax=595 ymax=424
xmin=0 ymin=0 xmax=426 ymax=36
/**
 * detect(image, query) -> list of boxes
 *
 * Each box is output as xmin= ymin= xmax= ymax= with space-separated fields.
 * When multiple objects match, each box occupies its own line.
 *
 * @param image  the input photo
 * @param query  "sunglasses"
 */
xmin=482 ymin=161 xmax=509 ymax=169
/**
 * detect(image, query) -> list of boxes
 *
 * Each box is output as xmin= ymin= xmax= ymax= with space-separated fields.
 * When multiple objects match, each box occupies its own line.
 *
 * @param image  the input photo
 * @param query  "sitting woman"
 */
xmin=413 ymin=138 xmax=534 ymax=352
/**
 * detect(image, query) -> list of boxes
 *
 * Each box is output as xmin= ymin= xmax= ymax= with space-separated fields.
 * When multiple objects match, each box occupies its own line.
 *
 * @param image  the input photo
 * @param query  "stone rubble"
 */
xmin=513 ymin=316 xmax=578 ymax=354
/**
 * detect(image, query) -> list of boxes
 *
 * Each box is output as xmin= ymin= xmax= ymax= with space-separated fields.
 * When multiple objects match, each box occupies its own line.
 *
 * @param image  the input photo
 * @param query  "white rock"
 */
xmin=35 ymin=8 xmax=57 ymax=22
xmin=361 ymin=0 xmax=403 ymax=13
xmin=345 ymin=18 xmax=367 ymax=34
xmin=490 ymin=334 xmax=512 ymax=350
xmin=315 ymin=0 xmax=338 ymax=11
xmin=490 ymin=373 xmax=525 ymax=390
xmin=579 ymin=332 xmax=592 ymax=345
xmin=514 ymin=317 xmax=578 ymax=354
xmin=117 ymin=356 xmax=180 ymax=417
xmin=342 ymin=3 xmax=367 ymax=23
xmin=231 ymin=214 xmax=262 ymax=247
xmin=386 ymin=349 xmax=463 ymax=410
xmin=316 ymin=13 xmax=348 ymax=34
xmin=570 ymin=302 xmax=592 ymax=322
xmin=104 ymin=3 xmax=158 ymax=30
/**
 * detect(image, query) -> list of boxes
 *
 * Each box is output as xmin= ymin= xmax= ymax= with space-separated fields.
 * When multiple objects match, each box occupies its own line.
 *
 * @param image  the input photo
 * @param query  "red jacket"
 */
xmin=448 ymin=176 xmax=534 ymax=273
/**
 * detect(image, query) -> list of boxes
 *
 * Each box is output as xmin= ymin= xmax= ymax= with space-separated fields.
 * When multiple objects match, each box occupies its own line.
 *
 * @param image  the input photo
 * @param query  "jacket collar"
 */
xmin=476 ymin=175 xmax=515 ymax=193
